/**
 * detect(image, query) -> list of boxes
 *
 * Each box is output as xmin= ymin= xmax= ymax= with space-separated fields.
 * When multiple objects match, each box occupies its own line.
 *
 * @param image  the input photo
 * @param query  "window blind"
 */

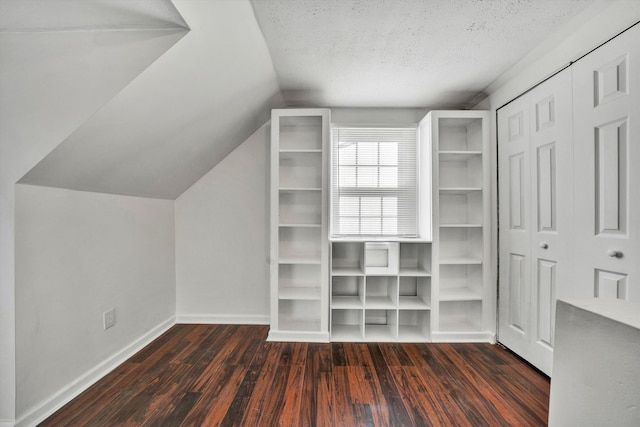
xmin=331 ymin=126 xmax=418 ymax=237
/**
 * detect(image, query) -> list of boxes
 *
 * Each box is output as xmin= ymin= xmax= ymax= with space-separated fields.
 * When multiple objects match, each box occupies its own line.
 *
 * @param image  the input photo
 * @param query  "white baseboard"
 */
xmin=15 ymin=316 xmax=176 ymax=427
xmin=431 ymin=331 xmax=496 ymax=343
xmin=176 ymin=313 xmax=269 ymax=325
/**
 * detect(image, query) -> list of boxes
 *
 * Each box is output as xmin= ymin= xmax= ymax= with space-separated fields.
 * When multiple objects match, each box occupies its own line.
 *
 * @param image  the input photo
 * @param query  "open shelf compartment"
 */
xmin=364 ymin=309 xmax=397 ymax=341
xmin=398 ymin=310 xmax=431 ymax=342
xmin=279 ymin=227 xmax=322 ymax=263
xmin=279 ymin=115 xmax=323 ymax=151
xmin=331 ymin=308 xmax=364 ymax=341
xmin=438 ymin=300 xmax=483 ymax=333
xmin=398 ymin=276 xmax=431 ymax=309
xmin=331 ymin=241 xmax=364 ymax=275
xmin=279 ymin=151 xmax=322 ymax=189
xmin=278 ymin=299 xmax=321 ymax=332
xmin=279 ymin=190 xmax=322 ymax=226
xmin=331 ymin=276 xmax=364 ymax=309
xmin=437 ymin=117 xmax=483 ymax=151
xmin=399 ymin=242 xmax=432 ymax=276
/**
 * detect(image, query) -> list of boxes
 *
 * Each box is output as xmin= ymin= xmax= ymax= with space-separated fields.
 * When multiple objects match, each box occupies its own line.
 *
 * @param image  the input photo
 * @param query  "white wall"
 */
xmin=0 ymin=29 xmax=184 ymax=425
xmin=14 ymin=185 xmax=176 ymax=423
xmin=175 ymin=124 xmax=271 ymax=323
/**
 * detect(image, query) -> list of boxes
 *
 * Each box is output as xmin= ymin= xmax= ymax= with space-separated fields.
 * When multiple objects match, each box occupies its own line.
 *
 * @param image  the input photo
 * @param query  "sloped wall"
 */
xmin=175 ymin=124 xmax=270 ymax=323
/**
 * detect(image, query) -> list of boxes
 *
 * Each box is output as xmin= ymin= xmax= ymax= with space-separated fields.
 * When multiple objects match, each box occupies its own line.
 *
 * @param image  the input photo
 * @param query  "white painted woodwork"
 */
xmin=498 ymin=68 xmax=573 ymax=375
xmin=330 ymin=240 xmax=432 ymax=342
xmin=427 ymin=110 xmax=493 ymax=343
xmin=269 ymin=109 xmax=330 ymax=342
xmin=573 ymin=25 xmax=640 ymax=304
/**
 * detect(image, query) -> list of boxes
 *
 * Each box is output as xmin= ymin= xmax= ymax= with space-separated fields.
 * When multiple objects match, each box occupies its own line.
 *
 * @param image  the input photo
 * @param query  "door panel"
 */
xmin=498 ymin=97 xmax=531 ymax=359
xmin=498 ymin=68 xmax=572 ymax=376
xmin=573 ymin=25 xmax=640 ymax=303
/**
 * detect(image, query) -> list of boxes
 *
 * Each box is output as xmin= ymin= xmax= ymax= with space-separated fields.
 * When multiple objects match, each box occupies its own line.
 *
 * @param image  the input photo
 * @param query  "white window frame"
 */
xmin=330 ymin=125 xmax=419 ymax=237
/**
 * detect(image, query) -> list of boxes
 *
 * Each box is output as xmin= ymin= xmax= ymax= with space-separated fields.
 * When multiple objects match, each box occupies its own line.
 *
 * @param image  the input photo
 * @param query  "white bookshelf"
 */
xmin=269 ymin=109 xmax=330 ymax=342
xmin=330 ymin=240 xmax=432 ymax=342
xmin=424 ymin=110 xmax=494 ymax=342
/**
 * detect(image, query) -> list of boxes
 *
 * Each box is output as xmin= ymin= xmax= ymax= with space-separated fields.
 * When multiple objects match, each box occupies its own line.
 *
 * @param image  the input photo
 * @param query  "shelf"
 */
xmin=439 ymin=287 xmax=482 ymax=301
xmin=439 ymin=187 xmax=482 ymax=193
xmin=439 ymin=257 xmax=482 ymax=265
xmin=439 ymin=150 xmax=482 ymax=159
xmin=331 ymin=267 xmax=364 ymax=276
xmin=279 ymin=223 xmax=321 ymax=228
xmin=399 ymin=296 xmax=431 ymax=310
xmin=279 ymin=148 xmax=322 ymax=153
xmin=279 ymin=187 xmax=322 ymax=192
xmin=331 ymin=296 xmax=364 ymax=309
xmin=279 ymin=257 xmax=322 ymax=265
xmin=279 ymin=287 xmax=321 ymax=300
xmin=365 ymin=296 xmax=395 ymax=309
xmin=439 ymin=224 xmax=482 ymax=228
xmin=398 ymin=267 xmax=431 ymax=276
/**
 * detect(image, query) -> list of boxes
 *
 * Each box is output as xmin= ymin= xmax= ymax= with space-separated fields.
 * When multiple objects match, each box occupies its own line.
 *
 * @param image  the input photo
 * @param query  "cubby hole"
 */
xmin=364 ymin=242 xmax=399 ymax=275
xmin=438 ymin=300 xmax=483 ymax=332
xmin=438 ymin=154 xmax=483 ymax=188
xmin=278 ymin=264 xmax=321 ymax=300
xmin=365 ymin=276 xmax=397 ymax=309
xmin=398 ymin=310 xmax=430 ymax=341
xmin=331 ymin=276 xmax=364 ymax=308
xmin=398 ymin=276 xmax=431 ymax=309
xmin=278 ymin=299 xmax=321 ymax=332
xmin=331 ymin=309 xmax=364 ymax=341
xmin=279 ymin=227 xmax=321 ymax=262
xmin=364 ymin=309 xmax=397 ymax=341
xmin=437 ymin=117 xmax=483 ymax=151
xmin=399 ymin=243 xmax=431 ymax=276
xmin=438 ymin=227 xmax=483 ymax=262
xmin=279 ymin=116 xmax=322 ymax=151
xmin=279 ymin=190 xmax=321 ymax=226
xmin=439 ymin=191 xmax=483 ymax=226
xmin=279 ymin=151 xmax=322 ymax=189
xmin=331 ymin=242 xmax=364 ymax=274
xmin=439 ymin=264 xmax=483 ymax=301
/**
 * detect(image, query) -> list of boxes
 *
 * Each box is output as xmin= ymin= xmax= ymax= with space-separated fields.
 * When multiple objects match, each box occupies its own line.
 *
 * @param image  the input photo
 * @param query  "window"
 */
xmin=331 ymin=126 xmax=418 ymax=237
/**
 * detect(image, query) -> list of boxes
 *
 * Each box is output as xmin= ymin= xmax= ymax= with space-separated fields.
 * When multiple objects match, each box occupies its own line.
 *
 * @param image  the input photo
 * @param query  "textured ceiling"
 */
xmin=251 ymin=0 xmax=595 ymax=108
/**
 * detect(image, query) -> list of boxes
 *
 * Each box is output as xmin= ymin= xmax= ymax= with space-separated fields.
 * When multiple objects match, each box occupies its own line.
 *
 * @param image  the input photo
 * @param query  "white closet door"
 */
xmin=527 ymin=70 xmax=573 ymax=375
xmin=498 ymin=95 xmax=532 ymax=360
xmin=572 ymin=25 xmax=640 ymax=303
xmin=498 ymin=69 xmax=573 ymax=376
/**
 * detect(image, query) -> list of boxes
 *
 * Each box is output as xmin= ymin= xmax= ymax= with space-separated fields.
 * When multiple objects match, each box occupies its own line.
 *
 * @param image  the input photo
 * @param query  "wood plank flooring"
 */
xmin=40 ymin=324 xmax=550 ymax=426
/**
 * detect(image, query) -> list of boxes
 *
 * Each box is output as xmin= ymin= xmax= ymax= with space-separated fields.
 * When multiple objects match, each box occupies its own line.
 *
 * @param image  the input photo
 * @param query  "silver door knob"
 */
xmin=607 ymin=249 xmax=623 ymax=258
xmin=539 ymin=242 xmax=549 ymax=249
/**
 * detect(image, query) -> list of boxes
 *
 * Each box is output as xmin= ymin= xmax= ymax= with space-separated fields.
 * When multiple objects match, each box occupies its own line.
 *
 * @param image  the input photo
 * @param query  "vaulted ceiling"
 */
xmin=2 ymin=0 xmax=598 ymax=199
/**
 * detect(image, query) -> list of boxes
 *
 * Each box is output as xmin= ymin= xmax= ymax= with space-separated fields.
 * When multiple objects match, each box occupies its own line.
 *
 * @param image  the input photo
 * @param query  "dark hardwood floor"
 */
xmin=40 ymin=324 xmax=550 ymax=426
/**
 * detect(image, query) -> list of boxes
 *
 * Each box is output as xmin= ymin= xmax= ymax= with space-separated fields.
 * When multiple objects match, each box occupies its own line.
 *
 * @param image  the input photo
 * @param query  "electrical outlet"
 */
xmin=103 ymin=308 xmax=116 ymax=330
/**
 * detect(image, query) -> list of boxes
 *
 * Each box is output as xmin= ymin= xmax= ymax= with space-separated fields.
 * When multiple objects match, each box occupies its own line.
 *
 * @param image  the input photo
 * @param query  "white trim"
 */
xmin=0 ymin=421 xmax=15 ymax=427
xmin=176 ymin=314 xmax=270 ymax=325
xmin=431 ymin=331 xmax=496 ymax=343
xmin=15 ymin=316 xmax=176 ymax=427
xmin=267 ymin=330 xmax=330 ymax=343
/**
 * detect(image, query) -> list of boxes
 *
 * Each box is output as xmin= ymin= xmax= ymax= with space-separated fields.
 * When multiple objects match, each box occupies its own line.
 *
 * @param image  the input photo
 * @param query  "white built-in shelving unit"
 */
xmin=268 ymin=109 xmax=331 ymax=342
xmin=424 ymin=110 xmax=494 ymax=342
xmin=330 ymin=240 xmax=432 ymax=342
